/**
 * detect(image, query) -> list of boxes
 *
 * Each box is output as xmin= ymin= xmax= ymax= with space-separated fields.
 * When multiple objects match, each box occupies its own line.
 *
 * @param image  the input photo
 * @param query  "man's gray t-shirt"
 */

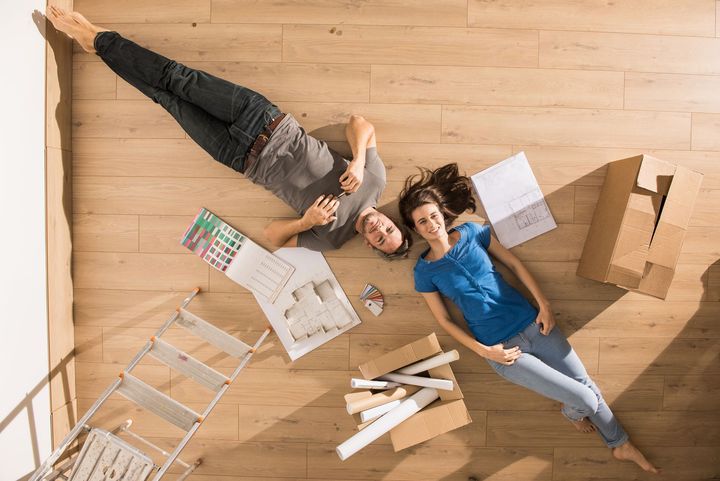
xmin=244 ymin=114 xmax=386 ymax=251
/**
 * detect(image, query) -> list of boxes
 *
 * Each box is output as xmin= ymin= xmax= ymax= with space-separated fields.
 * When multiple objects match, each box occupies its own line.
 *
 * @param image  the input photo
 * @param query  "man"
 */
xmin=47 ymin=6 xmax=411 ymax=257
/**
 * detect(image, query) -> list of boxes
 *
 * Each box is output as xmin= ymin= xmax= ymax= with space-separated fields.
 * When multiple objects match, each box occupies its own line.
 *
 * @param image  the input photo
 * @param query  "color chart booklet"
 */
xmin=181 ymin=208 xmax=294 ymax=303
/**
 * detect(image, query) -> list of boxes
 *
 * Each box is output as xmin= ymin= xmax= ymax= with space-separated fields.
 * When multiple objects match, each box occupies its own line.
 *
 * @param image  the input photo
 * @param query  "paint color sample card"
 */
xmin=360 ymin=284 xmax=384 ymax=316
xmin=182 ymin=208 xmax=294 ymax=303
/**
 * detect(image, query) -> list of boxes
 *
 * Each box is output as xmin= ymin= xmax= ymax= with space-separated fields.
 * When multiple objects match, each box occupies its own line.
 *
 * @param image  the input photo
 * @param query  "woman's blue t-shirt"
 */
xmin=413 ymin=222 xmax=537 ymax=346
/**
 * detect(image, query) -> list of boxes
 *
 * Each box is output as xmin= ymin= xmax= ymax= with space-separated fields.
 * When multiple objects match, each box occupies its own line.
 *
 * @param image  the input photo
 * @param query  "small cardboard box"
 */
xmin=577 ymin=155 xmax=703 ymax=299
xmin=357 ymin=333 xmax=471 ymax=451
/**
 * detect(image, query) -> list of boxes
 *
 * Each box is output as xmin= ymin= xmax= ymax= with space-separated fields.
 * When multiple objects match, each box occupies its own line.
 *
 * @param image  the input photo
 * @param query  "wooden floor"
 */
xmin=70 ymin=1 xmax=720 ymax=480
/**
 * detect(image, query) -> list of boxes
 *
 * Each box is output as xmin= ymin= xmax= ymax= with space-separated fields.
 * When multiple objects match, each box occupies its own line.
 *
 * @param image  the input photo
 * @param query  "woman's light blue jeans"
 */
xmin=486 ymin=321 xmax=629 ymax=448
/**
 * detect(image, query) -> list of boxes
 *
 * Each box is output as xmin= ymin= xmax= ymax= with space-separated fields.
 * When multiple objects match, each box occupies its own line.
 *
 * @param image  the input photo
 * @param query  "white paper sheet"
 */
xmin=471 ymin=152 xmax=557 ymax=248
xmin=253 ymin=247 xmax=361 ymax=361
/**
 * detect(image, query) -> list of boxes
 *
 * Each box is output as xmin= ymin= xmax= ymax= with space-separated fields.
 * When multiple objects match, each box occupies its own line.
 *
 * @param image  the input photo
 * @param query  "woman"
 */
xmin=398 ymin=163 xmax=658 ymax=473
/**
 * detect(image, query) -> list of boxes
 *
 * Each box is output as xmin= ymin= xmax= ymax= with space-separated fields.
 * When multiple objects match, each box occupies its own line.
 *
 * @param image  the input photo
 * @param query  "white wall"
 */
xmin=0 ymin=1 xmax=52 ymax=480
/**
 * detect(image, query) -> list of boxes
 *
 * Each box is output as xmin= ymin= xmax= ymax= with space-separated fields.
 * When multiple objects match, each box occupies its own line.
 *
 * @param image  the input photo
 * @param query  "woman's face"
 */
xmin=411 ymin=203 xmax=447 ymax=241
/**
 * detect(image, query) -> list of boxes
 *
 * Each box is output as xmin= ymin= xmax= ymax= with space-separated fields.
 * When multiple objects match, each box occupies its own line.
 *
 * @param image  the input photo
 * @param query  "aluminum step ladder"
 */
xmin=30 ymin=288 xmax=271 ymax=481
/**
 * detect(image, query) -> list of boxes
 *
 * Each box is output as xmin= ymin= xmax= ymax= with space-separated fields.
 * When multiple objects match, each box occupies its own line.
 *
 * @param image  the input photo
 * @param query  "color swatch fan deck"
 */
xmin=360 ymin=284 xmax=384 ymax=316
xmin=181 ymin=208 xmax=295 ymax=303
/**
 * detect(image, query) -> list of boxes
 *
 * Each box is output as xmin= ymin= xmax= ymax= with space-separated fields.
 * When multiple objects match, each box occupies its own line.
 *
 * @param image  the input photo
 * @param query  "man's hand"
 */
xmin=339 ymin=161 xmax=364 ymax=193
xmin=482 ymin=343 xmax=522 ymax=365
xmin=535 ymin=304 xmax=556 ymax=335
xmin=302 ymin=195 xmax=340 ymax=227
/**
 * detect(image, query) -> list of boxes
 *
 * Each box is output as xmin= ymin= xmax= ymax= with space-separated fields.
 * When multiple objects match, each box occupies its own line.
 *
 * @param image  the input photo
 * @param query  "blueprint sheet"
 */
xmin=470 ymin=152 xmax=557 ymax=248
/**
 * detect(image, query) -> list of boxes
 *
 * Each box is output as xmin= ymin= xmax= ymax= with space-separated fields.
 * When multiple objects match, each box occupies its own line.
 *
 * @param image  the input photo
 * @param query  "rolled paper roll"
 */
xmin=346 ymin=385 xmax=419 ymax=414
xmin=378 ymin=373 xmax=454 ymax=391
xmin=350 ymin=378 xmax=401 ymax=390
xmin=359 ymin=399 xmax=402 ymax=423
xmin=336 ymin=387 xmax=440 ymax=460
xmin=395 ymin=350 xmax=460 ymax=375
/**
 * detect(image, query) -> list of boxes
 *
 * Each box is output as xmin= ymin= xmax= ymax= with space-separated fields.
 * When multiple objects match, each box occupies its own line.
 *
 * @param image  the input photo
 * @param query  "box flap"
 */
xmin=359 ymin=334 xmax=442 ymax=380
xmin=635 ymin=155 xmax=676 ymax=194
xmin=577 ymin=156 xmax=641 ymax=282
xmin=390 ymin=400 xmax=472 ymax=451
xmin=646 ymin=166 xmax=703 ymax=268
xmin=632 ymin=264 xmax=676 ymax=299
xmin=606 ymin=188 xmax=661 ymax=285
xmin=428 ymin=363 xmax=464 ymax=401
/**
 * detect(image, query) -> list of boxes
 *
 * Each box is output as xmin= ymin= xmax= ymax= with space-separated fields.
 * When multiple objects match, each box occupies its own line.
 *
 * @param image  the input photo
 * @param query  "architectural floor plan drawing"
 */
xmin=254 ymin=247 xmax=361 ymax=360
xmin=284 ymin=281 xmax=354 ymax=341
xmin=509 ymin=190 xmax=552 ymax=229
xmin=471 ymin=151 xmax=557 ymax=248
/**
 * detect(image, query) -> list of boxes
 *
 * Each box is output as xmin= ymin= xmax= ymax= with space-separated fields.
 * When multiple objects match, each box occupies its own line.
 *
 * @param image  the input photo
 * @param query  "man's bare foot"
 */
xmin=45 ymin=6 xmax=107 ymax=53
xmin=568 ymin=416 xmax=596 ymax=433
xmin=612 ymin=441 xmax=659 ymax=474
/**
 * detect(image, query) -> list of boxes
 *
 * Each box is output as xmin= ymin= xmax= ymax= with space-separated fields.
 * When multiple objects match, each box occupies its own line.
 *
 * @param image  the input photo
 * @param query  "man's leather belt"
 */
xmin=245 ymin=113 xmax=286 ymax=171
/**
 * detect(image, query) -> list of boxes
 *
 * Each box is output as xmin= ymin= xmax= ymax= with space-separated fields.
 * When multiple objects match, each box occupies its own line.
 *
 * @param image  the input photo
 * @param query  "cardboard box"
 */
xmin=356 ymin=333 xmax=471 ymax=451
xmin=577 ymin=155 xmax=703 ymax=298
xmin=358 ymin=333 xmax=442 ymax=380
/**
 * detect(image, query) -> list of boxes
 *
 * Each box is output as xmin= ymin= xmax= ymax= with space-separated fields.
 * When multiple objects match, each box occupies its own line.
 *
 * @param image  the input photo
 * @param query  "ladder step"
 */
xmin=117 ymin=373 xmax=200 ymax=431
xmin=149 ymin=337 xmax=229 ymax=392
xmin=175 ymin=308 xmax=252 ymax=358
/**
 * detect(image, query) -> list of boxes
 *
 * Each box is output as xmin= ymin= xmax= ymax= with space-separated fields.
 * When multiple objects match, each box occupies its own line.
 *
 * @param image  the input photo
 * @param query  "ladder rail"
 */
xmin=148 ymin=327 xmax=271 ymax=481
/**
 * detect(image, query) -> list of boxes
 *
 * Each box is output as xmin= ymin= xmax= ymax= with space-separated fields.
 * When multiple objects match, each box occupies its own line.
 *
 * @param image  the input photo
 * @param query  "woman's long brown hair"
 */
xmin=398 ymin=163 xmax=476 ymax=230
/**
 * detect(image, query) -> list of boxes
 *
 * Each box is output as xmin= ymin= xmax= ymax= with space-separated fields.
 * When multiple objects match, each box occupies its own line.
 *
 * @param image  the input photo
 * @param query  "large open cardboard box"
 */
xmin=577 ymin=155 xmax=703 ymax=299
xmin=356 ymin=333 xmax=472 ymax=451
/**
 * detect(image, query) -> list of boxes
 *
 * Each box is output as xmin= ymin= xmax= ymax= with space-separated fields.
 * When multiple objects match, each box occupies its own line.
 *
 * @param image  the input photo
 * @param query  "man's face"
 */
xmin=360 ymin=211 xmax=403 ymax=254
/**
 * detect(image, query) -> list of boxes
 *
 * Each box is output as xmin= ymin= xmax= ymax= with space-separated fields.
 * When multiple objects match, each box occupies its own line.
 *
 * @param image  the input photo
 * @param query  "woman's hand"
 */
xmin=339 ymin=161 xmax=364 ymax=193
xmin=535 ymin=304 xmax=556 ymax=335
xmin=482 ymin=343 xmax=522 ymax=365
xmin=302 ymin=195 xmax=339 ymax=227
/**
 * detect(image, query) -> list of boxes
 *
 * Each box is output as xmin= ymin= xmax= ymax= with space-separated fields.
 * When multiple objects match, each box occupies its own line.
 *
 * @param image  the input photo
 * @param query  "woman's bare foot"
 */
xmin=568 ymin=416 xmax=596 ymax=433
xmin=612 ymin=440 xmax=659 ymax=474
xmin=45 ymin=6 xmax=107 ymax=53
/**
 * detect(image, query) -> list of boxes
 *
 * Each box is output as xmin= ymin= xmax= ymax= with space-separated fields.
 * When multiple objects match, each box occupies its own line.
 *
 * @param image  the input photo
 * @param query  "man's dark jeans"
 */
xmin=94 ymin=31 xmax=281 ymax=173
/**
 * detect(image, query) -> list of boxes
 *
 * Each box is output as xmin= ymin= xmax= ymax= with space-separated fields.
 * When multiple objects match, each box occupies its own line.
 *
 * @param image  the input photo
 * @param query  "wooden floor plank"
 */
xmin=145 ymin=438 xmax=307 ymax=477
xmin=73 ymin=252 xmax=208 ymax=291
xmin=625 ymin=72 xmax=720 ymax=113
xmin=73 ymin=61 xmax=116 ymax=100
xmin=74 ymin=0 xmax=211 ymax=23
xmin=307 ymin=444 xmax=553 ymax=481
xmin=442 ymin=106 xmax=691 ymax=149
xmin=468 ymin=0 xmax=716 ymax=36
xmin=74 ymin=24 xmax=282 ymax=62
xmin=555 ymin=300 xmax=720 ymax=338
xmin=692 ymin=113 xmax=720 ymax=150
xmin=370 ymin=65 xmax=624 ymax=109
xmin=663 ymin=375 xmax=720 ymax=411
xmin=490 ymin=410 xmax=720 ymax=447
xmin=212 ymin=0 xmax=467 ymax=26
xmin=540 ymin=31 xmax=720 ymax=74
xmin=553 ymin=447 xmax=720 ymax=481
xmin=73 ymin=100 xmax=185 ymax=139
xmin=73 ymin=214 xmax=139 ymax=252
xmin=283 ymin=25 xmax=538 ymax=67
xmin=599 ymin=337 xmax=720 ymax=375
